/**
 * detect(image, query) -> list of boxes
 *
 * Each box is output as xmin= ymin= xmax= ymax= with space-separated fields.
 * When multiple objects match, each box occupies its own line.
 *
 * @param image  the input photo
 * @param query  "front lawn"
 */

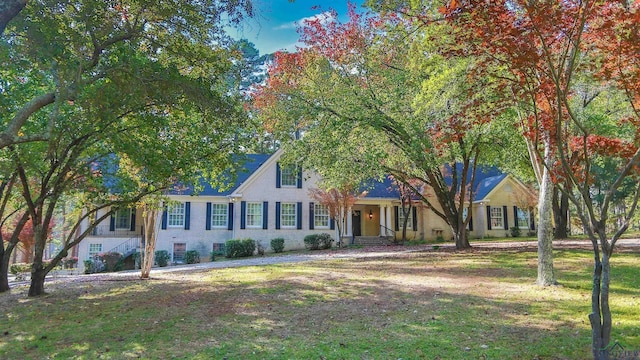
xmin=1 ymin=245 xmax=639 ymax=359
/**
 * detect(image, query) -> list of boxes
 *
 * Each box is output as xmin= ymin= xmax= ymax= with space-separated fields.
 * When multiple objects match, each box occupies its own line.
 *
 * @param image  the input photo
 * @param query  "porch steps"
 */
xmin=353 ymin=236 xmax=394 ymax=247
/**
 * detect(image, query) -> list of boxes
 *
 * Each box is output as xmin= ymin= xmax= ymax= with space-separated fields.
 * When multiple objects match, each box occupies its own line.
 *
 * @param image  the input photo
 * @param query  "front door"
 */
xmin=352 ymin=210 xmax=361 ymax=236
xmin=173 ymin=243 xmax=186 ymax=264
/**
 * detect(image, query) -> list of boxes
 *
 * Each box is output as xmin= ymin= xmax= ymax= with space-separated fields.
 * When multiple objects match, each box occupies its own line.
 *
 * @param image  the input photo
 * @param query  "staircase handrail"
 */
xmin=379 ymin=224 xmax=396 ymax=237
xmin=105 ymin=235 xmax=141 ymax=257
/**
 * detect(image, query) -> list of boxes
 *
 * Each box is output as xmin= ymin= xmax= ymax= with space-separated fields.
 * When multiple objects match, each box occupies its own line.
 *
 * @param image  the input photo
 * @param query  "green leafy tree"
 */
xmin=0 ymin=0 xmax=253 ymax=150
xmin=255 ymin=6 xmax=507 ymax=249
xmin=0 ymin=0 xmax=254 ymax=296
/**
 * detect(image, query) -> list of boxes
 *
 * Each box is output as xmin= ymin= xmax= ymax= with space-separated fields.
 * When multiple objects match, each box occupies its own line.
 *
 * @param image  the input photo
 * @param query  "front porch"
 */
xmin=340 ymin=203 xmax=396 ymax=246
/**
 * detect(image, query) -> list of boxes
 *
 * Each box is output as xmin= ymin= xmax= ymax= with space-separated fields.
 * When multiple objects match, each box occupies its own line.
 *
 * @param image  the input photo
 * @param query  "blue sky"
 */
xmin=230 ymin=0 xmax=363 ymax=55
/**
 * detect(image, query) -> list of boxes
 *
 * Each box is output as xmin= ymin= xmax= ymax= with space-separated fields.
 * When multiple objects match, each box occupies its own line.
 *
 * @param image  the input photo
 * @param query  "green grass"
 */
xmin=1 ymin=248 xmax=639 ymax=359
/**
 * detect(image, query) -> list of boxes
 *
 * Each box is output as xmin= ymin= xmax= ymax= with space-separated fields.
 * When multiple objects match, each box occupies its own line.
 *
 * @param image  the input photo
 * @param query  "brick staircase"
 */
xmin=353 ymin=236 xmax=394 ymax=247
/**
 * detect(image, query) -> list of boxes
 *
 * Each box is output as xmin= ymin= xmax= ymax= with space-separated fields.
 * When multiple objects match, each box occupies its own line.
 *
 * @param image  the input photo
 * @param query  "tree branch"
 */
xmin=0 ymin=92 xmax=55 ymax=149
xmin=0 ymin=0 xmax=26 ymax=35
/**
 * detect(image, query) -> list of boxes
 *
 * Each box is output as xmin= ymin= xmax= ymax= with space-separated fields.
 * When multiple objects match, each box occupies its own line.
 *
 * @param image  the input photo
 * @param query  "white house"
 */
xmin=76 ymin=150 xmax=536 ymax=271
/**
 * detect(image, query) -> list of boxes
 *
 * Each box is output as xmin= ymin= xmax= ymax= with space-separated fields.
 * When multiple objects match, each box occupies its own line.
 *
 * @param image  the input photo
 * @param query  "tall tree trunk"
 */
xmin=28 ymin=266 xmax=46 ymax=296
xmin=537 ymin=142 xmax=556 ymax=286
xmin=454 ymin=223 xmax=471 ymax=249
xmin=141 ymin=208 xmax=158 ymax=279
xmin=590 ymin=250 xmax=613 ymax=360
xmin=552 ymin=187 xmax=569 ymax=239
xmin=28 ymin=224 xmax=47 ymax=296
xmin=0 ymin=251 xmax=10 ymax=292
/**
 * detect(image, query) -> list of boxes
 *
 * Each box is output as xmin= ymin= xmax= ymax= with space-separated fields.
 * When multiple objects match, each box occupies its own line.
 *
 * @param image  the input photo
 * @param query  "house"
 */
xmin=76 ymin=150 xmax=536 ymax=271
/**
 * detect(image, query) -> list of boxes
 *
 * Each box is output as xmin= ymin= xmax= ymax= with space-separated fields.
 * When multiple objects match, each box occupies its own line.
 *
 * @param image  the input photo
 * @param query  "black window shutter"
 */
xmin=240 ymin=201 xmax=246 ymax=229
xmin=412 ymin=207 xmax=417 ymax=230
xmin=513 ymin=206 xmax=518 ymax=229
xmin=469 ymin=216 xmax=473 ymax=231
xmin=297 ymin=167 xmax=302 ymax=189
xmin=276 ymin=163 xmax=281 ymax=188
xmin=503 ymin=205 xmax=508 ymax=230
xmin=486 ymin=206 xmax=492 ymax=230
xmin=228 ymin=203 xmax=234 ymax=231
xmin=275 ymin=202 xmax=281 ymax=229
xmin=185 ymin=202 xmax=191 ymax=230
xmin=297 ymin=202 xmax=302 ymax=229
xmin=161 ymin=205 xmax=168 ymax=230
xmin=262 ymin=201 xmax=268 ymax=229
xmin=206 ymin=202 xmax=212 ymax=230
xmin=309 ymin=202 xmax=315 ymax=230
xmin=394 ymin=206 xmax=399 ymax=231
xmin=330 ymin=218 xmax=335 ymax=230
xmin=130 ymin=209 xmax=136 ymax=231
xmin=109 ymin=213 xmax=115 ymax=231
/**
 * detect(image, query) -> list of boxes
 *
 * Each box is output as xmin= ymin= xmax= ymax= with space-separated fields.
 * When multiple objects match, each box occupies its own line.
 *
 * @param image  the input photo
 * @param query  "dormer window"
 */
xmin=276 ymin=162 xmax=302 ymax=188
xmin=280 ymin=165 xmax=297 ymax=187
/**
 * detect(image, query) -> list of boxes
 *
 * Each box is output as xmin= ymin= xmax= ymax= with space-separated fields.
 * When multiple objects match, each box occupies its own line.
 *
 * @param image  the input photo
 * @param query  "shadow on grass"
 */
xmin=1 ymin=248 xmax=639 ymax=359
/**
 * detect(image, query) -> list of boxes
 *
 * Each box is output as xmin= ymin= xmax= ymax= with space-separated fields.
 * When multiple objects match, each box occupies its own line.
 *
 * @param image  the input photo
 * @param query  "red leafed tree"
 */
xmin=389 ymin=176 xmax=424 ymax=243
xmin=308 ymin=186 xmax=361 ymax=247
xmin=255 ymin=2 xmax=502 ymax=250
xmin=437 ymin=1 xmax=640 ymax=357
xmin=2 ymin=217 xmax=54 ymax=264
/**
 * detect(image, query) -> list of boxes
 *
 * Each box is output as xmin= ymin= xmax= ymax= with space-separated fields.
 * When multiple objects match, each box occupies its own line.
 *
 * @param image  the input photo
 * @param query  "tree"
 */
xmin=140 ymin=199 xmax=162 ymax=279
xmin=389 ymin=176 xmax=421 ymax=243
xmin=308 ymin=186 xmax=361 ymax=247
xmin=0 ymin=172 xmax=24 ymax=291
xmin=366 ymin=0 xmax=558 ymax=283
xmin=0 ymin=0 xmax=253 ymax=151
xmin=255 ymin=5 xmax=505 ymax=249
xmin=438 ymin=1 xmax=640 ymax=357
xmin=0 ymin=0 xmax=25 ymax=35
xmin=1 ymin=0 xmax=254 ymax=296
xmin=1 ymin=217 xmax=54 ymax=264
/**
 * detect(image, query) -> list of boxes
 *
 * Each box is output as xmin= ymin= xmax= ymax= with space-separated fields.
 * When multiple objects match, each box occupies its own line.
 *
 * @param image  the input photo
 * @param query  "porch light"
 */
xmin=368 ymin=210 xmax=373 ymax=219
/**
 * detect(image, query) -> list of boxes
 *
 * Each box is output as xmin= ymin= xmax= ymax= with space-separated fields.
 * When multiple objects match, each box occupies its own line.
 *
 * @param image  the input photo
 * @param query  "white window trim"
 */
xmin=211 ymin=203 xmax=228 ymax=229
xmin=246 ymin=202 xmax=263 ymax=228
xmin=280 ymin=203 xmax=297 ymax=228
xmin=168 ymin=203 xmax=185 ymax=228
xmin=490 ymin=207 xmax=503 ymax=229
xmin=314 ymin=204 xmax=330 ymax=229
xmin=88 ymin=243 xmax=102 ymax=258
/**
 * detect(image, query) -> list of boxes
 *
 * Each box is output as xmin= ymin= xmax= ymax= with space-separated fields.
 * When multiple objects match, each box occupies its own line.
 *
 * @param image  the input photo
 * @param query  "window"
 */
xmin=314 ymin=204 xmax=330 ymax=228
xmin=490 ymin=207 xmax=503 ymax=229
xmin=115 ymin=208 xmax=131 ymax=229
xmin=88 ymin=243 xmax=102 ymax=257
xmin=280 ymin=165 xmax=297 ymax=187
xmin=516 ymin=208 xmax=530 ymax=229
xmin=398 ymin=207 xmax=413 ymax=230
xmin=280 ymin=203 xmax=297 ymax=228
xmin=246 ymin=202 xmax=263 ymax=228
xmin=168 ymin=203 xmax=185 ymax=228
xmin=173 ymin=243 xmax=186 ymax=263
xmin=211 ymin=203 xmax=228 ymax=228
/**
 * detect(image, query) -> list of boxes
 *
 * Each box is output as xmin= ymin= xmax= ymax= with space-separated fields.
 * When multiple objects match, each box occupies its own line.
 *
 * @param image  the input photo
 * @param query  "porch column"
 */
xmin=345 ymin=206 xmax=352 ymax=237
xmin=379 ymin=207 xmax=385 ymax=236
xmin=385 ymin=206 xmax=392 ymax=236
